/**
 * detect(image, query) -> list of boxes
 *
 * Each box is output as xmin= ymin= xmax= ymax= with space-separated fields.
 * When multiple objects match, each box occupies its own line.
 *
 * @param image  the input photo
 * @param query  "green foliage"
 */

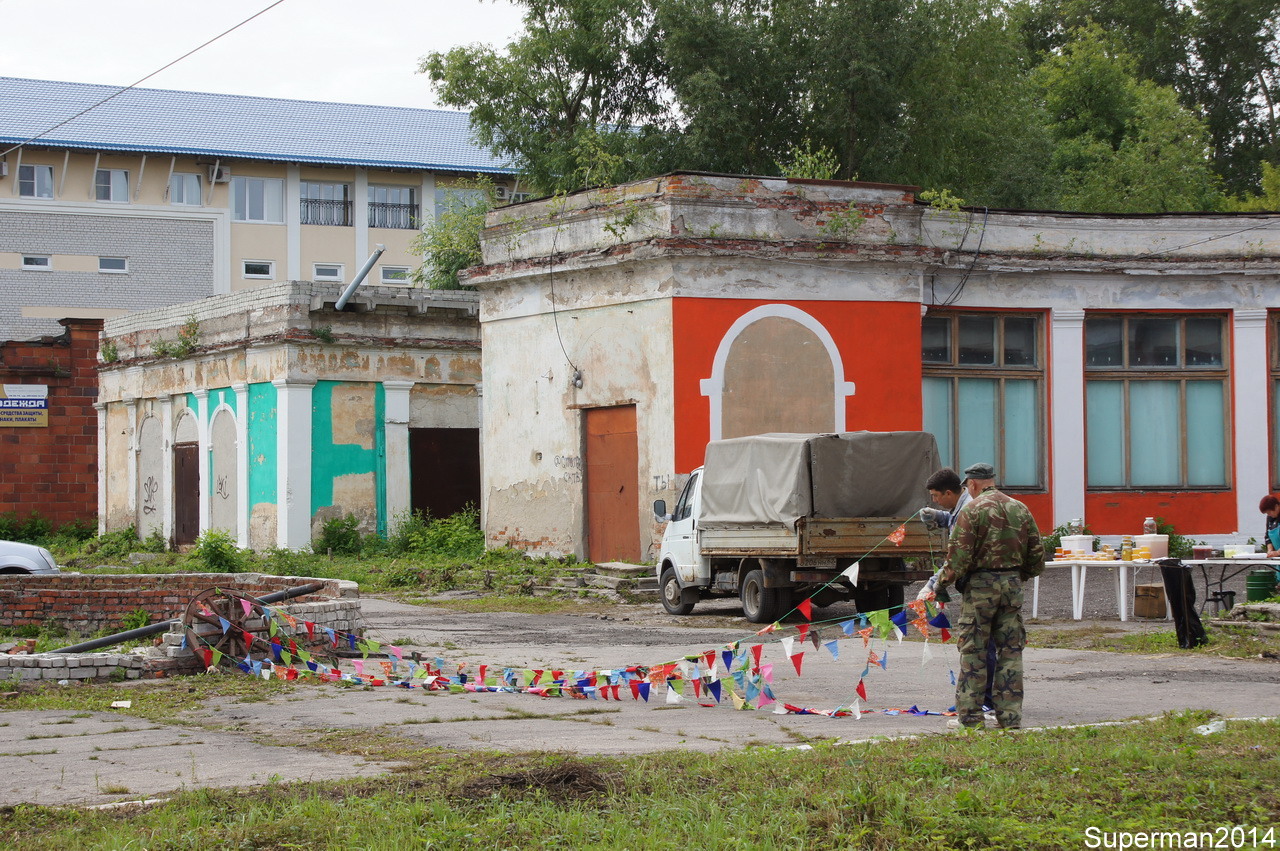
xmin=1153 ymin=516 xmax=1196 ymax=560
xmin=193 ymin=529 xmax=245 ymax=573
xmin=120 ymin=609 xmax=151 ymax=631
xmin=1224 ymin=161 xmax=1280 ymax=211
xmin=139 ymin=529 xmax=168 ymax=554
xmin=150 ymin=315 xmax=201 ymax=359
xmin=99 ymin=340 xmax=119 ymax=363
xmin=918 ymin=188 xmax=965 ymax=212
xmin=311 ymin=325 xmax=335 ymax=344
xmin=777 ymin=140 xmax=841 ymax=180
xmin=817 ymin=202 xmax=867 ymax=241
xmin=409 ymin=176 xmax=495 ymax=290
xmin=316 ymin=515 xmax=363 ymax=557
xmin=388 ymin=507 xmax=485 ymax=560
xmin=1043 ymin=521 xmax=1095 ymax=555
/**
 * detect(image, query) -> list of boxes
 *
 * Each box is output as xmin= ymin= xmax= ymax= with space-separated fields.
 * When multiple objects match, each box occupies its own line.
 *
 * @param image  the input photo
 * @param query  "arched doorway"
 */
xmin=172 ymin=409 xmax=200 ymax=546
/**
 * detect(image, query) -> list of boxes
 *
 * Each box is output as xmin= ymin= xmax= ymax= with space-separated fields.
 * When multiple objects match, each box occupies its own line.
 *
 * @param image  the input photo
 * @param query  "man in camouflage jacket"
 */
xmin=938 ymin=462 xmax=1044 ymax=729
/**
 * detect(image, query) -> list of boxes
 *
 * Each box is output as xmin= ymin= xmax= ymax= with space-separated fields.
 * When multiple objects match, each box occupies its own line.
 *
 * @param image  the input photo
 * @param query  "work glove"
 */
xmin=919 ymin=507 xmax=946 ymax=530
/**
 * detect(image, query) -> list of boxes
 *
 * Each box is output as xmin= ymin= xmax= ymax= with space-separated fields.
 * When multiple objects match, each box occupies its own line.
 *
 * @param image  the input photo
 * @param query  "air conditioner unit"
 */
xmin=494 ymin=185 xmax=509 ymax=201
xmin=208 ymin=165 xmax=231 ymax=184
xmin=0 ymin=162 xmax=7 ymax=178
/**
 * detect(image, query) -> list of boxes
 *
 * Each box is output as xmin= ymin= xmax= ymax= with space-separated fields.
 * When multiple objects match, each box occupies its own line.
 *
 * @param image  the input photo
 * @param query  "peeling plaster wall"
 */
xmin=482 ymin=292 xmax=674 ymax=558
xmin=310 ymin=380 xmax=383 ymax=538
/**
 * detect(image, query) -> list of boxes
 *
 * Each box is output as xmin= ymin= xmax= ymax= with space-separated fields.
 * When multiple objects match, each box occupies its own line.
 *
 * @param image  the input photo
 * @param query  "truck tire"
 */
xmin=660 ymin=567 xmax=695 ymax=615
xmin=741 ymin=568 xmax=784 ymax=623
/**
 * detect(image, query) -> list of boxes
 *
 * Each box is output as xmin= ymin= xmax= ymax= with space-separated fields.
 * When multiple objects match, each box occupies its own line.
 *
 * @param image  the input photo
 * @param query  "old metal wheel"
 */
xmin=660 ymin=567 xmax=695 ymax=615
xmin=182 ymin=587 xmax=270 ymax=665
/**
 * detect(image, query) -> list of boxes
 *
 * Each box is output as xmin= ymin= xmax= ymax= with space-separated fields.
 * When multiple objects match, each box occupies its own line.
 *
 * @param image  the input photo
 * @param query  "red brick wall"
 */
xmin=0 ymin=318 xmax=102 ymax=528
xmin=0 ymin=573 xmax=348 ymax=632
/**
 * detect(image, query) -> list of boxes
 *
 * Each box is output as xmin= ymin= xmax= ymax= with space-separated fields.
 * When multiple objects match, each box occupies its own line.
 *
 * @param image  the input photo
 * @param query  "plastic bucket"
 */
xmin=1246 ymin=569 xmax=1277 ymax=602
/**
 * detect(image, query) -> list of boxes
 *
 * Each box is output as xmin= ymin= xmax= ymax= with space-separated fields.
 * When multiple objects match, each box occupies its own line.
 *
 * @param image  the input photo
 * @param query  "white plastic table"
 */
xmin=1033 ymin=559 xmax=1149 ymax=621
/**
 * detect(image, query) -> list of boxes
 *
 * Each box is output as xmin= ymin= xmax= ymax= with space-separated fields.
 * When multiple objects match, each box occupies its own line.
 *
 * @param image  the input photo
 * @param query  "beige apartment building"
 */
xmin=0 ymin=76 xmax=519 ymax=341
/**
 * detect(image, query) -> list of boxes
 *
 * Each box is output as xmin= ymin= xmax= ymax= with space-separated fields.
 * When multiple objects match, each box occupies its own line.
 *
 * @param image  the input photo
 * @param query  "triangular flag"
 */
xmin=869 ymin=610 xmax=891 ymax=639
xmin=731 ymin=690 xmax=746 ymax=710
xmin=666 ymin=683 xmax=682 ymax=704
xmin=797 ymin=598 xmax=812 ymax=620
xmin=638 ymin=682 xmax=650 ymax=703
xmin=305 ymin=621 xmax=316 ymax=641
xmin=757 ymin=690 xmax=776 ymax=708
xmin=780 ymin=636 xmax=795 ymax=658
xmin=841 ymin=561 xmax=860 ymax=586
xmin=797 ymin=624 xmax=809 ymax=644
xmin=824 ymin=640 xmax=840 ymax=661
xmin=920 ymin=642 xmax=933 ymax=666
xmin=840 ymin=619 xmax=857 ymax=635
xmin=756 ymin=622 xmax=777 ymax=636
xmin=790 ymin=652 xmax=804 ymax=676
xmin=216 ymin=617 xmax=230 ymax=633
xmin=722 ymin=649 xmax=735 ymax=671
xmin=240 ymin=599 xmax=252 ymax=617
xmin=877 ymin=650 xmax=888 ymax=670
xmin=856 ymin=678 xmax=867 ymax=701
xmin=750 ymin=644 xmax=763 ymax=666
xmin=708 ymin=680 xmax=722 ymax=703
xmin=888 ymin=523 xmax=907 ymax=545
xmin=760 ymin=663 xmax=774 ymax=684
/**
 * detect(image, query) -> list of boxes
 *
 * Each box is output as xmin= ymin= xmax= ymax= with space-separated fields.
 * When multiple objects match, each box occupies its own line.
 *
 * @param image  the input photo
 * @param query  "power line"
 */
xmin=0 ymin=0 xmax=289 ymax=161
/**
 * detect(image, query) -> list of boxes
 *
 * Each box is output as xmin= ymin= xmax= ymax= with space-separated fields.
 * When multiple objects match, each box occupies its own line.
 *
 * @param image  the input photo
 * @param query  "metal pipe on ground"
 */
xmin=49 ymin=582 xmax=327 ymax=654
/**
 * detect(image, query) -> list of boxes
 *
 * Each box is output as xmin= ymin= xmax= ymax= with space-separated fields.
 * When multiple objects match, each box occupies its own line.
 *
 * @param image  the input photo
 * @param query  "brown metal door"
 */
xmin=584 ymin=405 xmax=640 ymax=563
xmin=173 ymin=442 xmax=200 ymax=546
xmin=409 ymin=427 xmax=481 ymax=519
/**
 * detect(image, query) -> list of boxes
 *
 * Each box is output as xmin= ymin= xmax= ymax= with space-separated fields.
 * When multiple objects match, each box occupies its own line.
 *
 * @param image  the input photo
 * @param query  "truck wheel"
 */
xmin=660 ymin=568 xmax=695 ymax=615
xmin=741 ymin=569 xmax=784 ymax=623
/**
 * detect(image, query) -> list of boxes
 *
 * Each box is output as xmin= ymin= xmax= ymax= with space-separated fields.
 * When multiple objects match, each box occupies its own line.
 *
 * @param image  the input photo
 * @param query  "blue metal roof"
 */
xmin=0 ymin=77 xmax=516 ymax=174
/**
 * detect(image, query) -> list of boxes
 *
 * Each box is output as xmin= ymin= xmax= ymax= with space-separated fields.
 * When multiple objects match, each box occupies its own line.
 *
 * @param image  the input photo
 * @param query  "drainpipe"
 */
xmin=335 ymin=243 xmax=386 ymax=310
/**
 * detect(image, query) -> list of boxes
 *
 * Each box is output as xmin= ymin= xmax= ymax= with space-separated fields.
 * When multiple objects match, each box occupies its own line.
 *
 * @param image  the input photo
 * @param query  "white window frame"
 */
xmin=95 ymin=168 xmax=129 ymax=203
xmin=242 ymin=260 xmax=275 ymax=280
xmin=313 ymin=263 xmax=344 ymax=282
xmin=230 ymin=176 xmax=285 ymax=223
xmin=21 ymin=255 xmax=51 ymax=271
xmin=169 ymin=172 xmax=202 ymax=206
xmin=98 ymin=257 xmax=128 ymax=274
xmin=18 ymin=164 xmax=54 ymax=198
xmin=380 ymin=265 xmax=410 ymax=284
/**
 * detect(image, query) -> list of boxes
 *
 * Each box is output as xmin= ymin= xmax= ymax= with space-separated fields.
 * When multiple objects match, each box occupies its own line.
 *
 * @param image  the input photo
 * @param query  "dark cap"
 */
xmin=962 ymin=462 xmax=996 ymax=480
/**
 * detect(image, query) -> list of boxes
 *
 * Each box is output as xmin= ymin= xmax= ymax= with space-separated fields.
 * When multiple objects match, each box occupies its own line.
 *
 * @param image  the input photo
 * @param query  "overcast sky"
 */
xmin=0 ymin=0 xmax=527 ymax=109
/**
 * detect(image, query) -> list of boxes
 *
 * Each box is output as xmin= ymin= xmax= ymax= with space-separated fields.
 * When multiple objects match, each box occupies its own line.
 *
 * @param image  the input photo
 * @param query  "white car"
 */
xmin=0 ymin=541 xmax=60 ymax=575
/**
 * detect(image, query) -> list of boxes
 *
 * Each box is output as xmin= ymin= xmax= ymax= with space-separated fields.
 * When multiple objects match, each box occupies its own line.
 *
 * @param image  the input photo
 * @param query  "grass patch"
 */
xmin=1029 ymin=624 xmax=1280 ymax=657
xmin=0 ymin=713 xmax=1276 ymax=848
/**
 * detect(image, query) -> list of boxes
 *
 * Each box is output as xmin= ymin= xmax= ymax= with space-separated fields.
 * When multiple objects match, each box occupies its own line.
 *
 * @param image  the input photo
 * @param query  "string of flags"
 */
xmin=186 ymin=587 xmax=957 ymax=718
xmin=183 ymin=517 xmax=961 ymax=717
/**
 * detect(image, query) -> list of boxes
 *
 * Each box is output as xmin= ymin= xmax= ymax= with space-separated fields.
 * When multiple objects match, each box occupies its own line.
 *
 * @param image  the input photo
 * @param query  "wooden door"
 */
xmin=584 ymin=406 xmax=640 ymax=563
xmin=172 ymin=442 xmax=200 ymax=546
xmin=409 ymin=428 xmax=481 ymax=519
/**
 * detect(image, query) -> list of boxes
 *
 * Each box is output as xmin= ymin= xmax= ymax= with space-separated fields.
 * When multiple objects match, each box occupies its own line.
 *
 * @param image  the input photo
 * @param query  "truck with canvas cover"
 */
xmin=653 ymin=432 xmax=944 ymax=622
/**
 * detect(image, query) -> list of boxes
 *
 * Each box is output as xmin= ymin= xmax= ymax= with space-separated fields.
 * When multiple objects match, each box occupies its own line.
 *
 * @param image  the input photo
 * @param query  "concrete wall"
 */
xmin=98 ymin=282 xmax=481 ymax=549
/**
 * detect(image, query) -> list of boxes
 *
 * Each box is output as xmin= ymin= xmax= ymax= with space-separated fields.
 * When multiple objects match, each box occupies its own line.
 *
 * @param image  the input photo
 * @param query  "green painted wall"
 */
xmin=206 ymin=387 xmax=237 ymax=418
xmin=247 ymin=382 xmax=277 ymax=508
xmin=311 ymin=381 xmax=386 ymax=535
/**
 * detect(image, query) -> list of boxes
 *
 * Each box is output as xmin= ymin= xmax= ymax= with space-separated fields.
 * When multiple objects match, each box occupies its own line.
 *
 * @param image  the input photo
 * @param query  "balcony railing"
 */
xmin=300 ymin=198 xmax=352 ymax=226
xmin=368 ymin=202 xmax=419 ymax=230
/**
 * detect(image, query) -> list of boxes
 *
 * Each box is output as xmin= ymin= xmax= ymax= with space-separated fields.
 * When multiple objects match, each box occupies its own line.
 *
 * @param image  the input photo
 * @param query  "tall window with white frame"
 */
xmin=368 ymin=185 xmax=417 ymax=229
xmin=230 ymin=176 xmax=284 ymax=223
xmin=922 ymin=311 xmax=1045 ymax=489
xmin=300 ymin=181 xmax=351 ymax=226
xmin=18 ymin=164 xmax=53 ymax=198
xmin=95 ymin=169 xmax=128 ymax=202
xmin=1085 ymin=314 xmax=1229 ymax=489
xmin=169 ymin=173 xmax=202 ymax=205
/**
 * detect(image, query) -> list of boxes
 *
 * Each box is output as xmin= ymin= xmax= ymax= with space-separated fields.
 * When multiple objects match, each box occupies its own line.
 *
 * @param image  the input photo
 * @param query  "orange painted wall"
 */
xmin=1084 ymin=491 xmax=1237 ymax=536
xmin=671 ymin=299 xmax=923 ymax=472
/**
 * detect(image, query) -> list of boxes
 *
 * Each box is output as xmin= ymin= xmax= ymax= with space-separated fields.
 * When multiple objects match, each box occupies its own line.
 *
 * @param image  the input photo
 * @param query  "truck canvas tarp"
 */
xmin=699 ymin=431 xmax=942 ymax=529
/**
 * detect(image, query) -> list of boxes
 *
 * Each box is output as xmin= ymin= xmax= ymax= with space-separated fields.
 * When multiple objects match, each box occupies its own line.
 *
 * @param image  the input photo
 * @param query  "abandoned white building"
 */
xmin=468 ymin=173 xmax=1280 ymax=562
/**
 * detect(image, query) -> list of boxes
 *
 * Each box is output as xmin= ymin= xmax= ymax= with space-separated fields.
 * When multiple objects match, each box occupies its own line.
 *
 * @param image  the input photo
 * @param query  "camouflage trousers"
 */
xmin=955 ymin=571 xmax=1025 ymax=728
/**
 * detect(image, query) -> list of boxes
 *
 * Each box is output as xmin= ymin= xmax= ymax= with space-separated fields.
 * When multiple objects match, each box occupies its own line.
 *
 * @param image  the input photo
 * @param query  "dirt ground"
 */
xmin=1 ymin=564 xmax=1276 ymax=807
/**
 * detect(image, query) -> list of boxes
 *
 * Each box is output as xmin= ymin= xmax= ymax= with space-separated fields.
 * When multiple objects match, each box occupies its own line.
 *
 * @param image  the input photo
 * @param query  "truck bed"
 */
xmin=699 ymin=518 xmax=940 ymax=560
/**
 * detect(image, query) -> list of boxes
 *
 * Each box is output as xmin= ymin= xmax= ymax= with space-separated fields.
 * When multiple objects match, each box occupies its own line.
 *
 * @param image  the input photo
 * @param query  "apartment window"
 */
xmin=169 ymin=173 xmax=202 ymax=205
xmin=434 ymin=186 xmax=488 ymax=221
xmin=1085 ymin=314 xmax=1228 ymax=489
xmin=98 ymin=257 xmax=128 ymax=273
xmin=313 ymin=263 xmax=343 ymax=282
xmin=922 ymin=312 xmax=1045 ymax=488
xmin=18 ymin=164 xmax=53 ymax=198
xmin=231 ymin=176 xmax=284 ymax=223
xmin=300 ymin=181 xmax=351 ymax=226
xmin=242 ymin=260 xmax=274 ymax=279
xmin=21 ymin=255 xmax=51 ymax=270
xmin=380 ymin=265 xmax=409 ymax=284
xmin=368 ymin=185 xmax=418 ymax=229
xmin=95 ymin=169 xmax=129 ymax=202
